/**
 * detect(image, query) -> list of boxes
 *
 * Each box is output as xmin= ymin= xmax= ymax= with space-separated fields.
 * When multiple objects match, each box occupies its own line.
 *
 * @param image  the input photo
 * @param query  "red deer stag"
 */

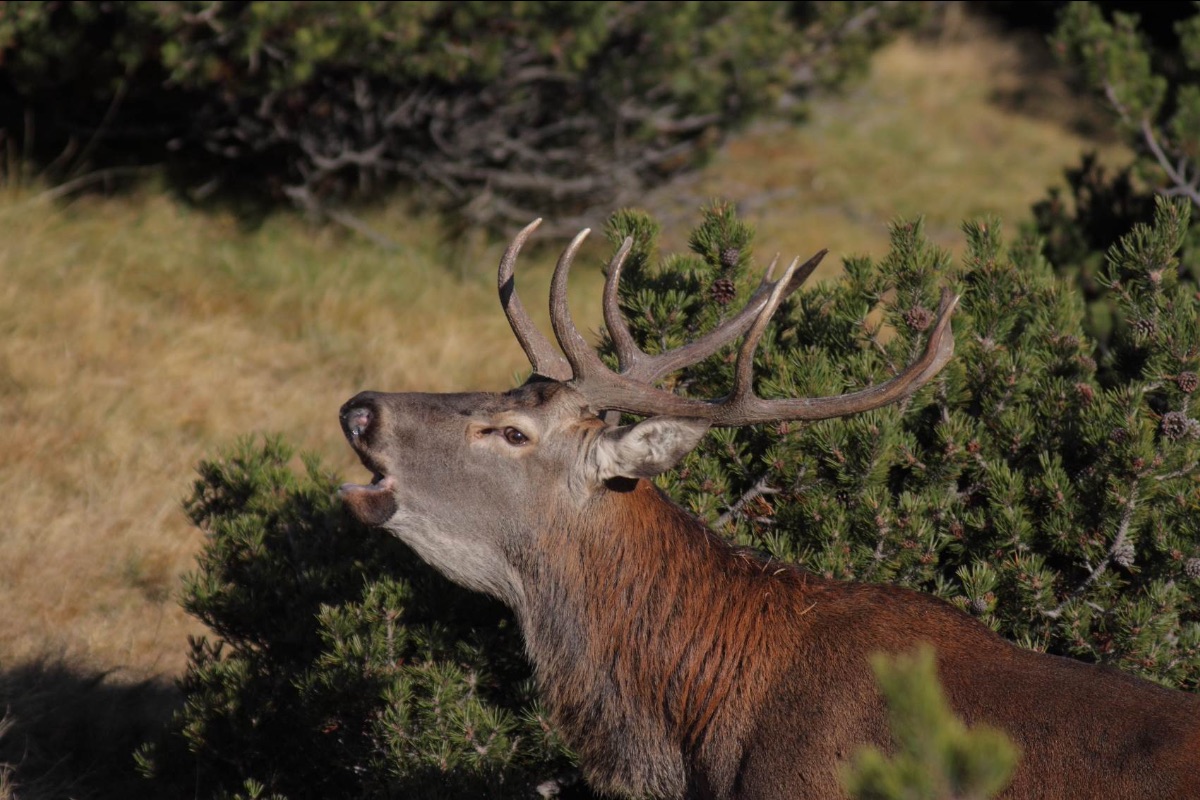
xmin=338 ymin=220 xmax=1200 ymax=799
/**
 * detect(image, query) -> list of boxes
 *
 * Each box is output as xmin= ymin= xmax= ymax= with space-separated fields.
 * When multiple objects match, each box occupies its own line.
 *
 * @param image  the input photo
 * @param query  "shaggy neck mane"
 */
xmin=515 ymin=479 xmax=816 ymax=796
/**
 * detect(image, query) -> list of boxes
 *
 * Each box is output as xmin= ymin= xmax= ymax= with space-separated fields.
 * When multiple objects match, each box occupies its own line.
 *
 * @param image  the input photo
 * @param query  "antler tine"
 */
xmin=499 ymin=219 xmax=573 ymax=381
xmin=621 ymin=249 xmax=826 ymax=385
xmin=713 ymin=287 xmax=960 ymax=424
xmin=548 ymin=228 xmax=612 ymax=380
xmin=601 ymin=236 xmax=643 ymax=372
xmin=730 ymin=256 xmax=802 ymax=403
xmin=760 ymin=253 xmax=781 ymax=284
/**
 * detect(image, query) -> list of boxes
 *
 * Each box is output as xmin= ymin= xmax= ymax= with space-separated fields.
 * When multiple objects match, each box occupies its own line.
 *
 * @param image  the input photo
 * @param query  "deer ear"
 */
xmin=592 ymin=416 xmax=710 ymax=482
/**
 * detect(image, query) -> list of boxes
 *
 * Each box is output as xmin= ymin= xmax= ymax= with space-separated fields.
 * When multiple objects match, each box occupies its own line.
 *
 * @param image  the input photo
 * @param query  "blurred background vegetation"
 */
xmin=1 ymin=1 xmax=1198 ymax=798
xmin=0 ymin=0 xmax=923 ymax=234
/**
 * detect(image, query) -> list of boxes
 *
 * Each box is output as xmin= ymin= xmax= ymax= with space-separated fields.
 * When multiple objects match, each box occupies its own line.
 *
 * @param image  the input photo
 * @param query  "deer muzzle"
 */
xmin=338 ymin=392 xmax=399 ymax=526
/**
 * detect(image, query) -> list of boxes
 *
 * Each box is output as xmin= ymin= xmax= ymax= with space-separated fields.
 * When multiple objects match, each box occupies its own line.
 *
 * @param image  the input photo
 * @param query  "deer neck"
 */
xmin=512 ymin=479 xmax=804 ymax=796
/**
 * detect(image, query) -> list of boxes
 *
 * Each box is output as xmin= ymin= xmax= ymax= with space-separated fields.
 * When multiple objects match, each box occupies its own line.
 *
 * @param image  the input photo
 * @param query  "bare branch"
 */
xmin=715 ymin=474 xmax=780 ymax=529
xmin=1102 ymin=80 xmax=1200 ymax=207
xmin=306 ymin=140 xmax=389 ymax=174
xmin=1139 ymin=118 xmax=1200 ymax=206
xmin=324 ymin=208 xmax=403 ymax=251
xmin=1044 ymin=486 xmax=1140 ymax=619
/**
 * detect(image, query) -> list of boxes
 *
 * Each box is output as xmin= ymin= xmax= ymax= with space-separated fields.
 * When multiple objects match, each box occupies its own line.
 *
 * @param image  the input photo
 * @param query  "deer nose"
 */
xmin=343 ymin=406 xmax=372 ymax=438
xmin=340 ymin=392 xmax=380 ymax=441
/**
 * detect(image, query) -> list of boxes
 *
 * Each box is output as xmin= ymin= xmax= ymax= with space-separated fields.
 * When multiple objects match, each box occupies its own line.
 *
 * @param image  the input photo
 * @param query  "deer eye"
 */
xmin=502 ymin=427 xmax=529 ymax=446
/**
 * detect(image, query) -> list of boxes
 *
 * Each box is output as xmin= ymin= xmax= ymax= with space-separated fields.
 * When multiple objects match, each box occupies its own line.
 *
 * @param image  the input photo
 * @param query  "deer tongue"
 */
xmin=338 ymin=474 xmax=398 ymax=526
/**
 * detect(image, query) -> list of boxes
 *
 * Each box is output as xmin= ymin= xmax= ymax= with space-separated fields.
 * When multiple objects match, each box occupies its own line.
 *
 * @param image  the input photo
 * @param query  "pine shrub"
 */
xmin=1031 ymin=3 xmax=1200 ymax=347
xmin=840 ymin=647 xmax=1017 ymax=800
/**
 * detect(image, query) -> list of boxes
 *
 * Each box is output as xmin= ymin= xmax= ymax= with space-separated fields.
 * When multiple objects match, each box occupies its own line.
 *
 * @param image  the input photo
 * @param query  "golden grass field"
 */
xmin=0 ymin=17 xmax=1129 ymax=798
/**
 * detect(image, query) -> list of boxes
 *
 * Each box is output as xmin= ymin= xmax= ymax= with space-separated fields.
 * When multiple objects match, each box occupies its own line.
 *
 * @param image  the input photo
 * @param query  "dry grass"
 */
xmin=0 ymin=18 xmax=1131 ymax=798
xmin=0 ymin=190 xmax=608 ymax=679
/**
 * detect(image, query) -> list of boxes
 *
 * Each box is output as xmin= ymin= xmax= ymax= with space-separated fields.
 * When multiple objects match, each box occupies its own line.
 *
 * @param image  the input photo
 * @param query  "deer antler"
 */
xmin=500 ymin=223 xmax=958 ymax=426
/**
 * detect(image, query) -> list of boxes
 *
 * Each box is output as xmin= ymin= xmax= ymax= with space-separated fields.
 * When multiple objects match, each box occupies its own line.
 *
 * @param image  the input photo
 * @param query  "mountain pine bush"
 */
xmin=142 ymin=199 xmax=1199 ymax=797
xmin=1031 ymin=3 xmax=1200 ymax=347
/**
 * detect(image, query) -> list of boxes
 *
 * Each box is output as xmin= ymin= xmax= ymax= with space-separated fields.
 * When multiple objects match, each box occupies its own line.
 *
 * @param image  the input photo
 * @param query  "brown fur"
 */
xmin=518 ymin=480 xmax=1200 ymax=799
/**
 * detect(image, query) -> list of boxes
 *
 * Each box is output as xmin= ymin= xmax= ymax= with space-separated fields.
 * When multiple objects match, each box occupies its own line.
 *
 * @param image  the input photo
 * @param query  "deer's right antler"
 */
xmin=499 ymin=222 xmax=958 ymax=426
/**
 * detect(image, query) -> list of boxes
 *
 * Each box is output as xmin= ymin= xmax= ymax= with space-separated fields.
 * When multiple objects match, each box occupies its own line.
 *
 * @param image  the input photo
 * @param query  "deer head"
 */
xmin=337 ymin=219 xmax=957 ymax=609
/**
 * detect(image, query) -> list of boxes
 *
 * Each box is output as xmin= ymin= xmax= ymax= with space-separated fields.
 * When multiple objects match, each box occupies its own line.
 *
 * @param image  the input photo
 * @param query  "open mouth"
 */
xmin=339 ymin=471 xmax=394 ymax=495
xmin=338 ymin=473 xmax=399 ymax=526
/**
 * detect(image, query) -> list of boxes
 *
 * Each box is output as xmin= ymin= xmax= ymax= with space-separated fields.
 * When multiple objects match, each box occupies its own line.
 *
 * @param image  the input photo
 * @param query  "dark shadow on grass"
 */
xmin=0 ymin=656 xmax=178 ymax=800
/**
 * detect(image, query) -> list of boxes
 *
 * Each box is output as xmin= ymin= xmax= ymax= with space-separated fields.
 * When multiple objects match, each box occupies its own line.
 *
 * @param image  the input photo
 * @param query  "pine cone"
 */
xmin=1185 ymin=558 xmax=1200 ymax=580
xmin=969 ymin=597 xmax=989 ymax=616
xmin=1177 ymin=371 xmax=1199 ymax=394
xmin=710 ymin=277 xmax=736 ymax=306
xmin=1054 ymin=334 xmax=1081 ymax=351
xmin=1110 ymin=427 xmax=1129 ymax=444
xmin=1075 ymin=382 xmax=1094 ymax=404
xmin=1111 ymin=537 xmax=1136 ymax=569
xmin=719 ymin=246 xmax=740 ymax=270
xmin=1132 ymin=317 xmax=1157 ymax=339
xmin=1161 ymin=411 xmax=1199 ymax=442
xmin=903 ymin=305 xmax=933 ymax=332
